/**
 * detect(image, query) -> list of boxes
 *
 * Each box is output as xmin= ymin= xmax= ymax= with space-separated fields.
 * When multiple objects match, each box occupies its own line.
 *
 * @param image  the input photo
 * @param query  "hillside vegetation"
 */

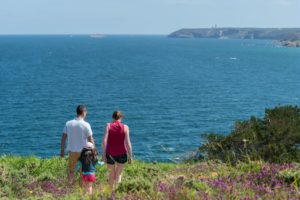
xmin=0 ymin=156 xmax=299 ymax=199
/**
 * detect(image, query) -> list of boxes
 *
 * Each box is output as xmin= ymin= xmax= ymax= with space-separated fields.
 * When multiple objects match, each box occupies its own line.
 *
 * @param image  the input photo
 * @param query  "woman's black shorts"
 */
xmin=106 ymin=154 xmax=128 ymax=165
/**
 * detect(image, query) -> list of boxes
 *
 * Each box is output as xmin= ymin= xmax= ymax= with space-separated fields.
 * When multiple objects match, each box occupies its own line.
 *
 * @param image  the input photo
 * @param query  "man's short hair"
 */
xmin=76 ymin=105 xmax=87 ymax=115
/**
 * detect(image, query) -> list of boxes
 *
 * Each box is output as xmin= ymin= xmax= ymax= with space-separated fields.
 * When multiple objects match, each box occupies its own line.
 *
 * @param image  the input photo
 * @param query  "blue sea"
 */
xmin=0 ymin=35 xmax=300 ymax=162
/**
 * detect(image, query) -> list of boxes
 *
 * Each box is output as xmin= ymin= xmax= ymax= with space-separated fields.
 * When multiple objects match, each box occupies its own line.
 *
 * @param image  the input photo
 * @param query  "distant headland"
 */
xmin=168 ymin=28 xmax=300 ymax=47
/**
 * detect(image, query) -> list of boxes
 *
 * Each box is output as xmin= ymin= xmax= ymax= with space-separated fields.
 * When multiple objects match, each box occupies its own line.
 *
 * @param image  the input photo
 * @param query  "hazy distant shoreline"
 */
xmin=169 ymin=27 xmax=300 ymax=47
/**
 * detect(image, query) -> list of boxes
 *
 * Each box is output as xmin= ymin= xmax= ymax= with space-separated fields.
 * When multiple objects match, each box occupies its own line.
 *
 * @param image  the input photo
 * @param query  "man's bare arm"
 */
xmin=61 ymin=133 xmax=67 ymax=158
xmin=87 ymin=136 xmax=94 ymax=144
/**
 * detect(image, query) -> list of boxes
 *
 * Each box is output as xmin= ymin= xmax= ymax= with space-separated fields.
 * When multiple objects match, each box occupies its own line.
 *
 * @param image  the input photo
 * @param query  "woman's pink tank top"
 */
xmin=106 ymin=121 xmax=127 ymax=156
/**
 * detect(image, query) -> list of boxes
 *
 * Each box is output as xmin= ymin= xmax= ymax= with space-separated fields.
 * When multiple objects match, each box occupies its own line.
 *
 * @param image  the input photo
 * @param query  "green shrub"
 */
xmin=198 ymin=105 xmax=300 ymax=164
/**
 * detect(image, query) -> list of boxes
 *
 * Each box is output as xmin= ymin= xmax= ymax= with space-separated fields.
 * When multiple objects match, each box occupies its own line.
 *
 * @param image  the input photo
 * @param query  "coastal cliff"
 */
xmin=168 ymin=28 xmax=300 ymax=47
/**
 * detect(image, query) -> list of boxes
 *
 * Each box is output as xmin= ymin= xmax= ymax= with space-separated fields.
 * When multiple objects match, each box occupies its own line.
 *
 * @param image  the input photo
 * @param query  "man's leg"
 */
xmin=67 ymin=152 xmax=81 ymax=184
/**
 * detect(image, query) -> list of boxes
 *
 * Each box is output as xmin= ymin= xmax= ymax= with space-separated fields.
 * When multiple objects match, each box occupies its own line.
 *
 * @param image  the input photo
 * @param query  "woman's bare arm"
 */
xmin=124 ymin=125 xmax=133 ymax=162
xmin=101 ymin=123 xmax=109 ymax=162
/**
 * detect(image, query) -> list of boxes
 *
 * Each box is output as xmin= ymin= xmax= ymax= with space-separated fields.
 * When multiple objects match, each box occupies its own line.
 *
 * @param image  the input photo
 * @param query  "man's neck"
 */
xmin=76 ymin=116 xmax=84 ymax=120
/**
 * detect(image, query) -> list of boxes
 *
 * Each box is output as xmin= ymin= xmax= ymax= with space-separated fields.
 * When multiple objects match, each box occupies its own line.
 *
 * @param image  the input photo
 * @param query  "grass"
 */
xmin=0 ymin=156 xmax=299 ymax=199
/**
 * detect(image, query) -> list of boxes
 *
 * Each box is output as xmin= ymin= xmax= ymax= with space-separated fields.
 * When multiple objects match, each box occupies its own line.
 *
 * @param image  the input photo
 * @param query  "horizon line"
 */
xmin=1 ymin=27 xmax=300 ymax=36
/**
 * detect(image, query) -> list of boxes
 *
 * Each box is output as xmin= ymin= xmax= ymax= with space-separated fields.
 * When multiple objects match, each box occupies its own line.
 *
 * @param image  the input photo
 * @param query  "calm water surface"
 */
xmin=0 ymin=35 xmax=300 ymax=161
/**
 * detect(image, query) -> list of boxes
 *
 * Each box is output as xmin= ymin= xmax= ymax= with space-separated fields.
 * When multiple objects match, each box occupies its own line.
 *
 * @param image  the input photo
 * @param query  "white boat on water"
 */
xmin=90 ymin=33 xmax=105 ymax=38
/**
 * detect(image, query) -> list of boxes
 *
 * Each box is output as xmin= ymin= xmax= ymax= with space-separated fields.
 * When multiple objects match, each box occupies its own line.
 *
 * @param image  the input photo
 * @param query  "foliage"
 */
xmin=198 ymin=105 xmax=300 ymax=164
xmin=0 ymin=156 xmax=299 ymax=199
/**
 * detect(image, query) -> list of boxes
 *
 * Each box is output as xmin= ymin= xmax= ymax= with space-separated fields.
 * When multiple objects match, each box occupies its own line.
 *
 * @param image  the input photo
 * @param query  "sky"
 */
xmin=0 ymin=0 xmax=299 ymax=35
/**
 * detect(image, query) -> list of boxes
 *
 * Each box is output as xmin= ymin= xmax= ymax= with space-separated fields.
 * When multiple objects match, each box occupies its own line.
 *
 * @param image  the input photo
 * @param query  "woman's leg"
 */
xmin=107 ymin=164 xmax=116 ymax=189
xmin=115 ymin=163 xmax=125 ymax=185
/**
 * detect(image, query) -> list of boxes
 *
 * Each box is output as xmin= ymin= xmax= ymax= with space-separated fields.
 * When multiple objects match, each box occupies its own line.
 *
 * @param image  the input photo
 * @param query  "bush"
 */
xmin=198 ymin=105 xmax=300 ymax=164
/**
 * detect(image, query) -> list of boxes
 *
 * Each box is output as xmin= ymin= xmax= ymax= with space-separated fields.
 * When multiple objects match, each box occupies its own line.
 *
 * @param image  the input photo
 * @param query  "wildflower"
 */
xmin=242 ymin=139 xmax=248 ymax=143
xmin=158 ymin=181 xmax=168 ymax=192
xmin=211 ymin=172 xmax=218 ymax=178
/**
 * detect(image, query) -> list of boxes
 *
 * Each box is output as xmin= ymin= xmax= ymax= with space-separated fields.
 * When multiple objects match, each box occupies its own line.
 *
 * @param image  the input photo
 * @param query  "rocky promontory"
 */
xmin=280 ymin=40 xmax=300 ymax=47
xmin=168 ymin=28 xmax=300 ymax=47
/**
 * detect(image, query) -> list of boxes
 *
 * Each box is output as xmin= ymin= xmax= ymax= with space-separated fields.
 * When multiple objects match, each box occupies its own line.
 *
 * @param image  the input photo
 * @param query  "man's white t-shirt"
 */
xmin=63 ymin=117 xmax=93 ymax=152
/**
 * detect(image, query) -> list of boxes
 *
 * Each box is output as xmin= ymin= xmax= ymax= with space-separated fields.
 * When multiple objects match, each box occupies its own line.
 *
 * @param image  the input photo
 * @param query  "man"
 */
xmin=61 ymin=105 xmax=94 ymax=178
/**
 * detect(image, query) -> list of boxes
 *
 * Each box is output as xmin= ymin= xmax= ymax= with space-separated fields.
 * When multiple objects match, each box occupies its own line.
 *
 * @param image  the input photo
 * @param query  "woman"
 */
xmin=101 ymin=110 xmax=133 ymax=189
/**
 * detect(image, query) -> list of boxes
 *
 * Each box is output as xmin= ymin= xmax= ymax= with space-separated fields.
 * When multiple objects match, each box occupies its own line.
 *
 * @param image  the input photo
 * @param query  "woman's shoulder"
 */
xmin=123 ymin=124 xmax=129 ymax=131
